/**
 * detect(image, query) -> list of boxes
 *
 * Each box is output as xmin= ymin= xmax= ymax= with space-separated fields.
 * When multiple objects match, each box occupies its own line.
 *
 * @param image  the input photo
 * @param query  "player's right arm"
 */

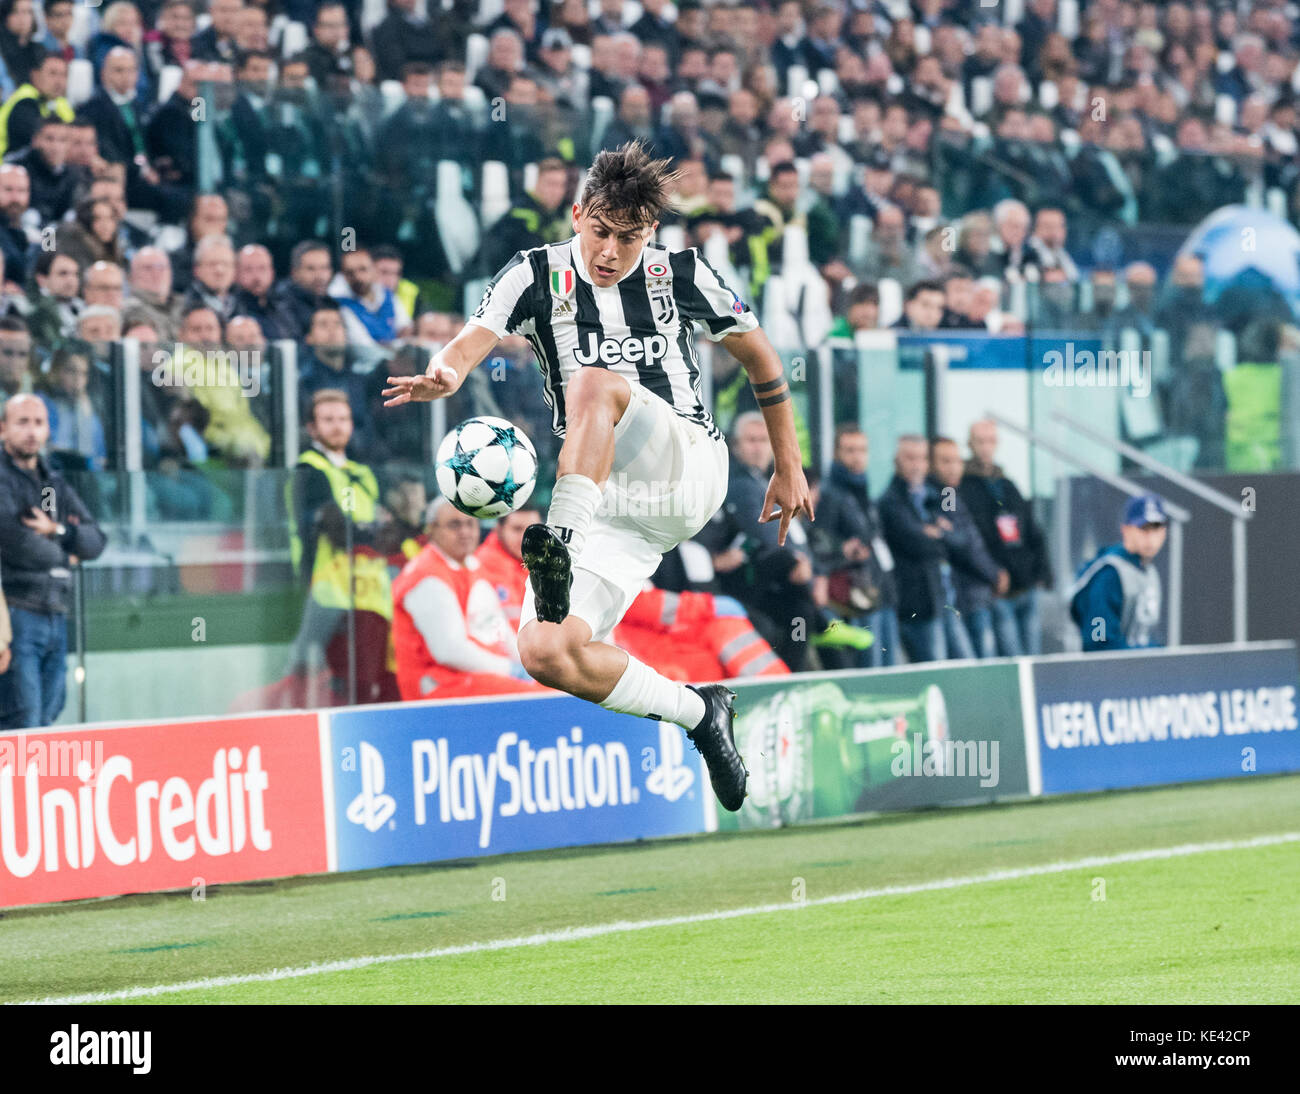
xmin=383 ymin=249 xmax=538 ymax=407
xmin=382 ymin=322 xmax=499 ymax=406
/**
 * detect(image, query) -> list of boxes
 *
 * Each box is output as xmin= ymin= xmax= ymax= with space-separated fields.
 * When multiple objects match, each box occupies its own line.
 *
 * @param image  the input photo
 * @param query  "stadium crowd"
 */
xmin=0 ymin=0 xmax=1296 ymax=722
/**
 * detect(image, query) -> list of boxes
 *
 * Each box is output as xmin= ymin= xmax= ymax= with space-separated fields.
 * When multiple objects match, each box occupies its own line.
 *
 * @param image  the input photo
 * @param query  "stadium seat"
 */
xmin=571 ymin=44 xmax=591 ymax=71
xmin=1059 ymin=0 xmax=1081 ymax=36
xmin=380 ymin=80 xmax=405 ymax=115
xmin=847 ymin=215 xmax=873 ymax=269
xmin=281 ymin=21 xmax=308 ymax=57
xmin=816 ymin=70 xmax=839 ymax=97
xmin=590 ymin=95 xmax=615 ymax=149
xmin=718 ymin=153 xmax=746 ymax=192
xmin=678 ymin=540 xmax=715 ymax=584
xmin=480 ymin=161 xmax=512 ymax=228
xmin=969 ymin=76 xmax=993 ymax=118
xmin=702 ymin=232 xmax=743 ymax=295
xmin=877 ymin=278 xmax=903 ymax=327
xmin=435 ymin=161 xmax=480 ymax=274
xmin=785 ymin=64 xmax=808 ymax=99
xmin=793 ymin=157 xmax=810 ymax=189
xmin=66 ymin=59 xmax=94 ymax=107
xmin=1039 ymin=81 xmax=1059 ymax=110
xmin=476 ymin=0 xmax=505 ymax=24
xmin=1215 ymin=95 xmax=1237 ymax=125
xmin=68 ymin=4 xmax=95 ymax=49
xmin=781 ymin=223 xmax=811 ymax=272
xmin=522 ymin=161 xmax=539 ymax=195
xmin=157 ymin=65 xmax=182 ymax=103
xmin=361 ymin=0 xmax=388 ymax=34
xmin=461 ymin=84 xmax=488 ymax=119
xmin=658 ymin=224 xmax=687 ymax=252
xmin=466 ymin=33 xmax=490 ymax=85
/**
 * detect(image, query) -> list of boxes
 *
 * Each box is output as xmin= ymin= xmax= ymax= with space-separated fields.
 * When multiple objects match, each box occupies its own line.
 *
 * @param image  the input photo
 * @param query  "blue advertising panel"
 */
xmin=328 ymin=694 xmax=710 ymax=871
xmin=1030 ymin=644 xmax=1300 ymax=794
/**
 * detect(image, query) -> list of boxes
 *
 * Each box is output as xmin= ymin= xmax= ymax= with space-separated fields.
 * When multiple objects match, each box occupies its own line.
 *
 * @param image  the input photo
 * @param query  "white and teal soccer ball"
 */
xmin=435 ymin=416 xmax=538 ymax=519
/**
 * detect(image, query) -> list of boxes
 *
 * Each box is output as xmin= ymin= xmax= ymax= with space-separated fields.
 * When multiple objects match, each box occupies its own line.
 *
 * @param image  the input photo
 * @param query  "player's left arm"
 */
xmin=720 ymin=325 xmax=814 ymax=546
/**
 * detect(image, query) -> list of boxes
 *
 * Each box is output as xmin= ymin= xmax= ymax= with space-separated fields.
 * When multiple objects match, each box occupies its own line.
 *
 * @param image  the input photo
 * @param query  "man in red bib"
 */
xmin=392 ymin=498 xmax=549 ymax=701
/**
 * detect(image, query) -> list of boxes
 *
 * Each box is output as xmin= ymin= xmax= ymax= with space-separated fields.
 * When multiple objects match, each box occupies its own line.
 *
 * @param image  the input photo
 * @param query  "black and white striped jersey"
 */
xmin=467 ymin=237 xmax=758 ymax=440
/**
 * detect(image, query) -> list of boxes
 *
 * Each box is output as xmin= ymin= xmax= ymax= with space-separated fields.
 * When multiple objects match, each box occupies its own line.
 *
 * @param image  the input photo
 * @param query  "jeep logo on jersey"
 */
xmin=573 ymin=332 xmax=669 ymax=366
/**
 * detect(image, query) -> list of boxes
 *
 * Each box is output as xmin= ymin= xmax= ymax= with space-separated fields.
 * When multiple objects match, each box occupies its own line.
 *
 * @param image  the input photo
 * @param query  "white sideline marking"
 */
xmin=13 ymin=832 xmax=1299 ymax=1005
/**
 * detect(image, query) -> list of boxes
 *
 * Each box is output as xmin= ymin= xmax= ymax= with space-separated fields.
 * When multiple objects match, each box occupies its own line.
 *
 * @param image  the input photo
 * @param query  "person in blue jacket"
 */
xmin=1068 ymin=494 xmax=1168 ymax=651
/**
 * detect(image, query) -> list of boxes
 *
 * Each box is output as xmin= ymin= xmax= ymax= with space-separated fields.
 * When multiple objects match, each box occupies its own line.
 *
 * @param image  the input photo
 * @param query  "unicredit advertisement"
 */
xmin=328 ymin=695 xmax=710 ymax=871
xmin=0 ymin=714 xmax=328 ymax=908
xmin=1031 ymin=643 xmax=1300 ymax=794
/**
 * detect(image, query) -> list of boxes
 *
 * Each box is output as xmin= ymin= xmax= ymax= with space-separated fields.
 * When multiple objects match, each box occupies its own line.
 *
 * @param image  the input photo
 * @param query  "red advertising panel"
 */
xmin=0 ymin=714 xmax=327 ymax=908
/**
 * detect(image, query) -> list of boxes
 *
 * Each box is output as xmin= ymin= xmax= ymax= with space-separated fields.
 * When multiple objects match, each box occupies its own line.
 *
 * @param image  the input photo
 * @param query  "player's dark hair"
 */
xmin=578 ymin=140 xmax=679 ymax=230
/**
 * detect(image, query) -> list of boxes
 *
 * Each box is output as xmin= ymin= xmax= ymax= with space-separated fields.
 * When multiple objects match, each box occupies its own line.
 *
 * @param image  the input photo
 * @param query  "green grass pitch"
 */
xmin=3 ymin=774 xmax=1298 ymax=1004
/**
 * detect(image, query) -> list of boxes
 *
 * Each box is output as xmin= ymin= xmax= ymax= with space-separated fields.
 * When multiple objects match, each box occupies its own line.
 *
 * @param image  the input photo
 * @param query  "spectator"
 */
xmin=1069 ymin=494 xmax=1168 ymax=652
xmin=329 ymin=245 xmax=411 ymax=345
xmin=600 ymin=83 xmax=658 ymax=155
xmin=57 ymin=196 xmax=126 ymax=272
xmin=392 ymin=496 xmax=545 ymax=700
xmin=81 ymin=259 xmax=125 ymax=311
xmin=284 ymin=388 xmax=397 ymax=705
xmin=856 ymin=203 xmax=920 ymax=285
xmin=474 ymin=156 xmax=571 ymax=277
xmin=273 ymin=239 xmax=333 ymax=341
xmin=38 ymin=344 xmax=105 ymax=469
xmin=940 ymin=268 xmax=984 ymax=329
xmin=698 ymin=411 xmax=866 ymax=671
xmin=1114 ymin=260 xmax=1158 ymax=336
xmin=929 ymin=435 xmax=1005 ymax=658
xmin=232 ymin=243 xmax=293 ymax=342
xmin=225 ymin=314 xmax=265 ymax=351
xmin=297 ymin=304 xmax=370 ymax=451
xmin=16 ymin=249 xmax=80 ymax=347
xmin=0 ymin=560 xmax=8 ymax=678
xmin=891 ymin=278 xmax=946 ymax=331
xmin=960 ymin=418 xmax=1051 ymax=656
xmin=146 ymin=0 xmax=196 ymax=72
xmin=878 ymin=433 xmax=975 ymax=663
xmin=122 ymin=245 xmax=180 ymax=343
xmin=0 ymin=48 xmax=73 ymax=159
xmin=829 ymin=281 xmax=879 ymax=338
xmin=813 ymin=424 xmax=900 ymax=667
xmin=954 ymin=210 xmax=1002 ymax=279
xmin=0 ymin=162 xmax=33 ymax=286
xmin=990 ymin=197 xmax=1037 ymax=281
xmin=177 ymin=303 xmax=270 ymax=467
xmin=475 ymin=27 xmax=524 ymax=104
xmin=371 ymin=245 xmax=419 ymax=323
xmin=75 ymin=302 xmax=121 ymax=346
xmin=301 ymin=2 xmax=353 ymax=96
xmin=0 ymin=392 xmax=106 ymax=728
xmin=38 ymin=0 xmax=76 ymax=64
xmin=1027 ymin=206 xmax=1079 ymax=281
xmin=182 ymin=234 xmax=238 ymax=322
xmin=0 ymin=0 xmax=42 ymax=98
xmin=370 ymin=0 xmax=449 ymax=83
xmin=7 ymin=116 xmax=77 ymax=224
xmin=749 ymin=160 xmax=804 ymax=299
xmin=0 ymin=312 xmax=32 ymax=410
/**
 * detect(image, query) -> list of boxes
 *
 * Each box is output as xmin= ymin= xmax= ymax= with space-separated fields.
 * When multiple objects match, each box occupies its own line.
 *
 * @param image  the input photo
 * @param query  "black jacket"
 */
xmin=958 ymin=464 xmax=1052 ymax=594
xmin=695 ymin=455 xmax=808 ymax=595
xmin=5 ymin=146 xmax=80 ymax=224
xmin=0 ymin=449 xmax=106 ymax=614
xmin=811 ymin=460 xmax=896 ymax=610
xmin=369 ymin=10 xmax=449 ymax=82
xmin=926 ymin=474 xmax=1002 ymax=615
xmin=272 ymin=279 xmax=332 ymax=342
xmin=878 ymin=474 xmax=948 ymax=621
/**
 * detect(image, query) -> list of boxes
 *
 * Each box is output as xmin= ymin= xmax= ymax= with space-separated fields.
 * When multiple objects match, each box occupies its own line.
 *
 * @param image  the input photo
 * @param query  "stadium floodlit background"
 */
xmin=0 ymin=0 xmax=1298 ymax=1007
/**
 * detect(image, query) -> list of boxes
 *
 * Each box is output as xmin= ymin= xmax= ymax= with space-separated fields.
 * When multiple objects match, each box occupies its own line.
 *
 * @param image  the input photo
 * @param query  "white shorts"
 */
xmin=519 ymin=379 xmax=729 ymax=643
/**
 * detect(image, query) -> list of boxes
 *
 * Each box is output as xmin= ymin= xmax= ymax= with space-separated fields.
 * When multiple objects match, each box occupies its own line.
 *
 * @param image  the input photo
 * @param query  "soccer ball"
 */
xmin=435 ymin=416 xmax=538 ymax=519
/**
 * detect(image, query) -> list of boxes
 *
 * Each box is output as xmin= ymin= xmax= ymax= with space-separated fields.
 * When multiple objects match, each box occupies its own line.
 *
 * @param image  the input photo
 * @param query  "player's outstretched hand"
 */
xmin=759 ymin=465 xmax=815 ymax=547
xmin=382 ymin=359 xmax=460 ymax=406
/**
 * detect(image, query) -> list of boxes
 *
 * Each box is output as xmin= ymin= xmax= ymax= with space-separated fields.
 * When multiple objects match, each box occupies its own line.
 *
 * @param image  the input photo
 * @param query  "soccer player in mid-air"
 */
xmin=383 ymin=141 xmax=813 ymax=811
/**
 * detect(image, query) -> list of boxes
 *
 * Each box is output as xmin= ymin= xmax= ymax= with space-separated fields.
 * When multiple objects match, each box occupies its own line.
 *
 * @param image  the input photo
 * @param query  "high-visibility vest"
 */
xmin=286 ymin=448 xmax=392 ymax=618
xmin=0 ymin=85 xmax=74 ymax=158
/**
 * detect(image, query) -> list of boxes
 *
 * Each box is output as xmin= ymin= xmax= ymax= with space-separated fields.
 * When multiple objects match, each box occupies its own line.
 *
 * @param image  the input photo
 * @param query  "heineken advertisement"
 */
xmin=716 ymin=665 xmax=1029 ymax=831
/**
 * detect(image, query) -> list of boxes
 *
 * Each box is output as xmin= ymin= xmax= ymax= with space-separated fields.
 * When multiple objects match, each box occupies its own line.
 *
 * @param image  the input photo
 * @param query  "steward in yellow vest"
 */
xmin=0 ymin=67 xmax=75 ymax=159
